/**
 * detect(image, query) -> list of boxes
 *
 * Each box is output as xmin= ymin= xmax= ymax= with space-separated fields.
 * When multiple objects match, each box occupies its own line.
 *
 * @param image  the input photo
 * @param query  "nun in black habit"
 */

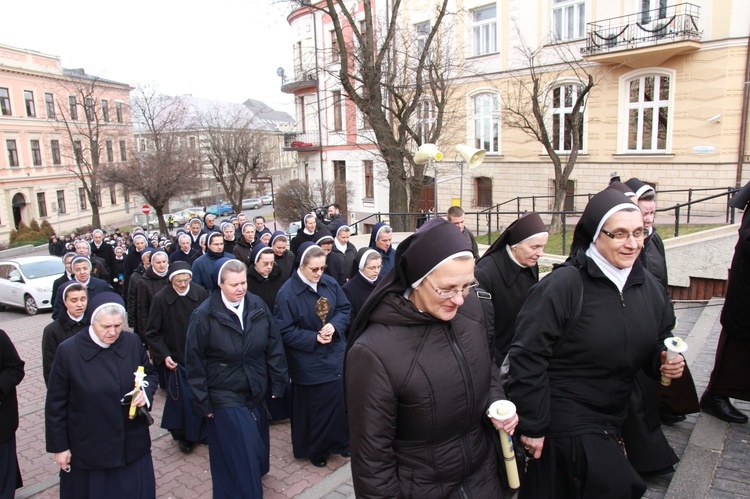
xmin=700 ymin=181 xmax=750 ymax=423
xmin=342 ymin=248 xmax=382 ymax=323
xmin=475 ymin=212 xmax=548 ymax=364
xmin=507 ymin=188 xmax=685 ymax=498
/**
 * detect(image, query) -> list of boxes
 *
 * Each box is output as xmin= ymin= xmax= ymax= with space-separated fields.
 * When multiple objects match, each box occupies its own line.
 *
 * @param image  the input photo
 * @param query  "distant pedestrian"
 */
xmin=446 ymin=206 xmax=479 ymax=260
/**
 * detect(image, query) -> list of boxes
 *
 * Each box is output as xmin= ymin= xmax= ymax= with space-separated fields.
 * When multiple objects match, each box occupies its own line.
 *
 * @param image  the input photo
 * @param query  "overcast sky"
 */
xmin=2 ymin=0 xmax=296 ymax=113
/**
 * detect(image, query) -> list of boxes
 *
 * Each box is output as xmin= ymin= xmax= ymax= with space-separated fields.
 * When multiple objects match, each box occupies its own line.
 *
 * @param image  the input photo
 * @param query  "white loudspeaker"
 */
xmin=455 ymin=144 xmax=486 ymax=169
xmin=414 ymin=143 xmax=443 ymax=165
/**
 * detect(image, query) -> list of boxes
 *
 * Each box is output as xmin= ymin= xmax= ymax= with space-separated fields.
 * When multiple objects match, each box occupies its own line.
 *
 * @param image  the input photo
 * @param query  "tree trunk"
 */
xmin=385 ymin=156 xmax=409 ymax=232
xmin=549 ymin=177 xmax=568 ymax=234
xmin=154 ymin=206 xmax=167 ymax=235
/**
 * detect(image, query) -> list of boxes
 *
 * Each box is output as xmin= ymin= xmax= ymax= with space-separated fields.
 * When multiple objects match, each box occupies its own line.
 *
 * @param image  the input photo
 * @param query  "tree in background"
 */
xmin=102 ymin=85 xmax=203 ymax=234
xmin=275 ymin=178 xmax=354 ymax=228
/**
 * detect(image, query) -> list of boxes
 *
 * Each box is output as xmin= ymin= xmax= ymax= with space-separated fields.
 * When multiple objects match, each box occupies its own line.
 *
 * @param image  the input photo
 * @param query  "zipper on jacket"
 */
xmin=620 ymin=291 xmax=625 ymax=307
xmin=445 ymin=324 xmax=474 ymax=476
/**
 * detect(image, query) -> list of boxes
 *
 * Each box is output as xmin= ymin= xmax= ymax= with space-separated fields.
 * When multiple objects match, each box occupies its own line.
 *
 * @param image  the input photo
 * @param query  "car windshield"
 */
xmin=19 ymin=260 xmax=65 ymax=279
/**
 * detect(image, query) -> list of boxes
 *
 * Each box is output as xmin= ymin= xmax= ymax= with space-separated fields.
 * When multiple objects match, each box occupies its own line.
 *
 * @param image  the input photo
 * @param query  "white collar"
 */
xmin=586 ymin=244 xmax=632 ymax=292
xmin=176 ymin=285 xmax=190 ymax=297
xmin=67 ymin=312 xmax=84 ymax=322
xmin=297 ymin=268 xmax=318 ymax=293
xmin=334 ymin=239 xmax=348 ymax=254
xmin=221 ymin=292 xmax=245 ymax=328
xmin=88 ymin=326 xmax=110 ymax=348
xmin=505 ymin=245 xmax=527 ymax=268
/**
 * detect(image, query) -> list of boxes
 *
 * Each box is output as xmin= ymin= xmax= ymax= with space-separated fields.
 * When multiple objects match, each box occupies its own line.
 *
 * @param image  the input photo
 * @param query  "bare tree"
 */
xmin=102 ymin=85 xmax=203 ymax=234
xmin=52 ymin=70 xmax=130 ymax=228
xmin=501 ymin=34 xmax=598 ymax=233
xmin=196 ymin=104 xmax=272 ymax=213
xmin=290 ymin=0 xmax=458 ymax=231
xmin=276 ymin=178 xmax=354 ymax=227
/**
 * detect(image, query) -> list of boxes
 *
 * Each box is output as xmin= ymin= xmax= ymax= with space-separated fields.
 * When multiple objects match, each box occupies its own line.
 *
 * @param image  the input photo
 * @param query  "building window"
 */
xmin=416 ymin=99 xmax=436 ymax=143
xmin=552 ymin=0 xmax=585 ymax=41
xmin=472 ymin=5 xmax=497 ymax=57
xmin=475 ymin=176 xmax=493 ymax=207
xmin=73 ymin=140 xmax=83 ymax=164
xmin=364 ymin=160 xmax=374 ymax=198
xmin=95 ymin=186 xmax=102 ymax=207
xmin=123 ymin=189 xmax=130 ymax=202
xmin=56 ymin=190 xmax=66 ymax=214
xmin=37 ymin=193 xmax=48 ymax=217
xmin=110 ymin=184 xmax=117 ymax=205
xmin=552 ymin=84 xmax=584 ymax=152
xmin=549 ymin=178 xmax=576 ymax=211
xmin=6 ymin=140 xmax=19 ymax=167
xmin=119 ymin=140 xmax=127 ymax=161
xmin=85 ymin=97 xmax=95 ymax=121
xmin=106 ymin=140 xmax=114 ymax=162
xmin=473 ymin=92 xmax=500 ymax=153
xmin=45 ymin=93 xmax=55 ymax=118
xmin=116 ymin=102 xmax=123 ymax=122
xmin=24 ymin=91 xmax=36 ymax=117
xmin=0 ymin=88 xmax=11 ymax=115
xmin=641 ymin=0 xmax=667 ymax=24
xmin=189 ymin=136 xmax=196 ymax=149
xmin=79 ymin=187 xmax=88 ymax=210
xmin=332 ymin=90 xmax=343 ymax=132
xmin=330 ymin=31 xmax=340 ymax=63
xmin=51 ymin=140 xmax=61 ymax=165
xmin=101 ymin=99 xmax=109 ymax=122
xmin=626 ymin=74 xmax=671 ymax=152
xmin=415 ymin=21 xmax=431 ymax=61
xmin=69 ymin=96 xmax=78 ymax=120
xmin=30 ymin=140 xmax=42 ymax=166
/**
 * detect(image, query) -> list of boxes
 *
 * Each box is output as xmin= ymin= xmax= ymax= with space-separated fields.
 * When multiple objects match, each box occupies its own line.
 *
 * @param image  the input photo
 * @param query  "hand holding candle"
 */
xmin=487 ymin=400 xmax=521 ymax=490
xmin=129 ymin=366 xmax=146 ymax=420
xmin=661 ymin=337 xmax=688 ymax=386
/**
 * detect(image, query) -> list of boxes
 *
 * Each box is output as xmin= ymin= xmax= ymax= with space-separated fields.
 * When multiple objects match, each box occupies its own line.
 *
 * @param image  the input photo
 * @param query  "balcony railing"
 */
xmin=284 ymin=132 xmax=320 ymax=150
xmin=280 ymin=59 xmax=318 ymax=94
xmin=582 ymin=3 xmax=701 ymax=56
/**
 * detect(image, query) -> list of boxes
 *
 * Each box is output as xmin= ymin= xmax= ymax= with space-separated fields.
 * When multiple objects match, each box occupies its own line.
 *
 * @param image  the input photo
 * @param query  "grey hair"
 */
xmin=219 ymin=260 xmax=247 ymax=284
xmin=92 ymin=229 xmax=104 ymax=236
xmin=178 ymin=233 xmax=191 ymax=244
xmin=364 ymin=252 xmax=382 ymax=265
xmin=92 ymin=304 xmax=127 ymax=324
xmin=377 ymin=225 xmax=393 ymax=239
xmin=302 ymin=245 xmax=327 ymax=266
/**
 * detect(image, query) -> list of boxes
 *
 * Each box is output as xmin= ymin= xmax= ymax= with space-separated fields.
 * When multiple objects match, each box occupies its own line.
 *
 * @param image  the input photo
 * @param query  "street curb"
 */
xmin=665 ymin=297 xmax=727 ymax=499
xmin=296 ymin=462 xmax=352 ymax=499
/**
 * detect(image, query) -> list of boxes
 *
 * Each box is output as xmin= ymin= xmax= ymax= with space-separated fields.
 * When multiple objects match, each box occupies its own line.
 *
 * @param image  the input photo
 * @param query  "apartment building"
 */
xmin=282 ymin=0 xmax=750 ymax=224
xmin=0 ymin=43 xmax=133 ymax=241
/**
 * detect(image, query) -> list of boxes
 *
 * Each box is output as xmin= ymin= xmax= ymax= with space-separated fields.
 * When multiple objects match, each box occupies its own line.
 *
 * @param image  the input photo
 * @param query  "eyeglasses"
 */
xmin=423 ymin=276 xmax=479 ymax=300
xmin=600 ymin=228 xmax=646 ymax=241
xmin=306 ymin=265 xmax=327 ymax=274
xmin=172 ymin=277 xmax=192 ymax=285
xmin=364 ymin=265 xmax=382 ymax=272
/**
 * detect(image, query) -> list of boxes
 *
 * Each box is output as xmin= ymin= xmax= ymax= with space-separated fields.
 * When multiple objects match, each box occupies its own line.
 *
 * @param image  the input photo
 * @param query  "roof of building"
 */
xmin=62 ymin=68 xmax=131 ymax=88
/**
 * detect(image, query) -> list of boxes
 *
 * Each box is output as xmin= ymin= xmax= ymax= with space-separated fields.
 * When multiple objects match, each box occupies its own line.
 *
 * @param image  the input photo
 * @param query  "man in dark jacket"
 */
xmin=321 ymin=203 xmax=346 ymax=233
xmin=146 ymin=263 xmax=209 ymax=453
xmin=185 ymin=258 xmax=288 ymax=498
xmin=446 ymin=206 xmax=480 ymax=260
xmin=700 ymin=181 xmax=750 ymax=423
xmin=51 ymin=256 xmax=110 ymax=320
xmin=0 ymin=329 xmax=25 ymax=498
xmin=48 ymin=234 xmax=63 ymax=256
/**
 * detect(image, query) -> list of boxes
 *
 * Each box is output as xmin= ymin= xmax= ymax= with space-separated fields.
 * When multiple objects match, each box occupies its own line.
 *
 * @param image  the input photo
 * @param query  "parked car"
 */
xmin=144 ymin=214 xmax=176 ymax=230
xmin=173 ymin=207 xmax=206 ymax=225
xmin=241 ymin=198 xmax=262 ymax=210
xmin=0 ymin=256 xmax=65 ymax=315
xmin=260 ymin=194 xmax=274 ymax=206
xmin=206 ymin=203 xmax=235 ymax=216
xmin=286 ymin=222 xmax=301 ymax=240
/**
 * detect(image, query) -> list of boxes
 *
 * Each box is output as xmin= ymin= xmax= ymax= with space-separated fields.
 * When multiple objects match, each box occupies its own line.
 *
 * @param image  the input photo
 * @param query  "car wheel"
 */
xmin=24 ymin=294 xmax=38 ymax=315
xmin=221 ymin=211 xmax=229 ymax=216
xmin=253 ymin=204 xmax=259 ymax=210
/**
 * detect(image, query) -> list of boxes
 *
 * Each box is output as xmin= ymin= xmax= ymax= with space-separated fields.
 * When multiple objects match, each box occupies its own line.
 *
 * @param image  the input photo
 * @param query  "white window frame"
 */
xmin=415 ymin=21 xmax=431 ymax=61
xmin=470 ymin=91 xmax=501 ymax=154
xmin=549 ymin=82 xmax=587 ymax=153
xmin=472 ymin=5 xmax=497 ymax=57
xmin=552 ymin=0 xmax=586 ymax=42
xmin=416 ymin=99 xmax=436 ymax=144
xmin=618 ymin=68 xmax=675 ymax=154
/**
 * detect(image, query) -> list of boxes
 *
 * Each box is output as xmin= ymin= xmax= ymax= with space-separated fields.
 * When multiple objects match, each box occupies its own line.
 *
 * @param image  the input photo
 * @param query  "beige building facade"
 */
xmin=0 ymin=43 xmax=134 ymax=242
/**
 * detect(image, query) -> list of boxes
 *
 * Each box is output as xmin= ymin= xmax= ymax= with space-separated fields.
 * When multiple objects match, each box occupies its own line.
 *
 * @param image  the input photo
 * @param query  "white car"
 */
xmin=242 ymin=198 xmax=262 ymax=210
xmin=0 ymin=256 xmax=65 ymax=315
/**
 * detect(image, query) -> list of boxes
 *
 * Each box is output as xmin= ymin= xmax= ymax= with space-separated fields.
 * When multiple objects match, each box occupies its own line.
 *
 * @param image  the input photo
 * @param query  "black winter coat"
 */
xmin=246 ymin=264 xmax=286 ymax=312
xmin=50 ymin=272 xmax=72 ymax=311
xmin=185 ymin=291 xmax=288 ymax=417
xmin=346 ymin=292 xmax=505 ymax=498
xmin=42 ymin=312 xmax=88 ymax=385
xmin=135 ymin=267 xmax=169 ymax=341
xmin=275 ymin=250 xmax=295 ymax=278
xmin=45 ymin=329 xmax=157 ymax=469
xmin=0 ymin=329 xmax=24 ymax=442
xmin=91 ymin=242 xmax=116 ymax=278
xmin=342 ymin=272 xmax=378 ymax=322
xmin=145 ymin=283 xmax=208 ymax=367
xmin=127 ymin=265 xmax=146 ymax=329
xmin=507 ymin=251 xmax=674 ymax=438
xmin=640 ymin=229 xmax=668 ymax=289
xmin=720 ymin=207 xmax=750 ymax=339
xmin=232 ymin=237 xmax=254 ymax=267
xmin=475 ymin=246 xmax=539 ymax=363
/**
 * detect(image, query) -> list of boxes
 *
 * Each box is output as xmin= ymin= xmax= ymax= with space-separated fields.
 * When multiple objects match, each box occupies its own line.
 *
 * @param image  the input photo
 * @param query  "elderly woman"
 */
xmin=123 ymin=233 xmax=149 ymax=297
xmin=221 ymin=222 xmax=237 ymax=254
xmin=274 ymin=242 xmax=352 ymax=467
xmin=475 ymin=212 xmax=548 ymax=364
xmin=42 ymin=282 xmax=88 ymax=385
xmin=45 ymin=292 xmax=158 ymax=498
xmin=368 ymin=222 xmax=394 ymax=277
xmin=233 ymin=222 xmax=256 ymax=267
xmin=507 ymin=188 xmax=685 ymax=497
xmin=134 ymin=249 xmax=170 ymax=343
xmin=332 ymin=225 xmax=356 ymax=279
xmin=271 ymin=231 xmax=294 ymax=277
xmin=346 ymin=218 xmax=517 ymax=497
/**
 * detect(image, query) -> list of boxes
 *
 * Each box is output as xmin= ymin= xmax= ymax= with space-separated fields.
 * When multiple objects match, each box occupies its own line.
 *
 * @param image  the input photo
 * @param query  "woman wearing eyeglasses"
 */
xmin=273 ymin=242 xmax=352 ymax=468
xmin=345 ymin=218 xmax=518 ymax=498
xmin=506 ymin=187 xmax=685 ymax=498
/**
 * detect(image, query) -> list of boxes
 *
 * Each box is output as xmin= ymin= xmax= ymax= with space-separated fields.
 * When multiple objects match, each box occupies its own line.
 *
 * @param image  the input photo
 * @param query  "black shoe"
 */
xmin=178 ymin=440 xmax=194 ymax=454
xmin=341 ymin=452 xmax=351 ymax=458
xmin=660 ymin=410 xmax=687 ymax=425
xmin=310 ymin=457 xmax=327 ymax=468
xmin=700 ymin=391 xmax=749 ymax=424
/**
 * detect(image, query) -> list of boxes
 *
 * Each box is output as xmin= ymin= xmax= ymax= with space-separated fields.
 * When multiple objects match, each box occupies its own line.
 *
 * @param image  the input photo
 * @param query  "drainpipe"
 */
xmin=735 ymin=30 xmax=750 ymax=187
xmin=312 ymin=8 xmax=326 ymax=191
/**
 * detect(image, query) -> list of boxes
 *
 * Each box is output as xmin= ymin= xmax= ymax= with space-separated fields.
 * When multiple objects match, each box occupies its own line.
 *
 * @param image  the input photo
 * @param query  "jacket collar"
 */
xmin=289 ymin=270 xmax=329 ymax=296
xmin=75 ymin=328 xmax=130 ymax=361
xmin=490 ymin=247 xmax=538 ymax=288
xmin=571 ymin=249 xmax=646 ymax=290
